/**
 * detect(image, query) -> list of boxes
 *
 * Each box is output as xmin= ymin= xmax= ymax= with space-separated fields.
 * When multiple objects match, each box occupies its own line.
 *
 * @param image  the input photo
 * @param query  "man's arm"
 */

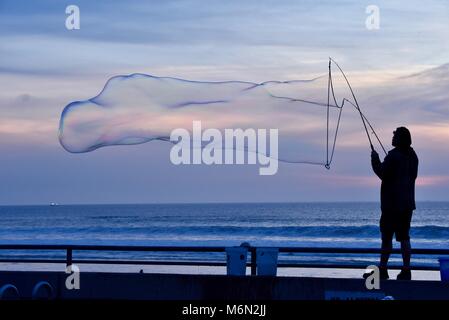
xmin=371 ymin=150 xmax=392 ymax=180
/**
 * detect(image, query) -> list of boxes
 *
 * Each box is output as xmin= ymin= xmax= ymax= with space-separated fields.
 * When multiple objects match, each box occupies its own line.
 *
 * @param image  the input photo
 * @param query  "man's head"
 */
xmin=392 ymin=127 xmax=412 ymax=148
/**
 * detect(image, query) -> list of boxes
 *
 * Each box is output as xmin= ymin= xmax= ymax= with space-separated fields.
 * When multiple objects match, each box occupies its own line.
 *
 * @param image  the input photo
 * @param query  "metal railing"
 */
xmin=0 ymin=244 xmax=448 ymax=275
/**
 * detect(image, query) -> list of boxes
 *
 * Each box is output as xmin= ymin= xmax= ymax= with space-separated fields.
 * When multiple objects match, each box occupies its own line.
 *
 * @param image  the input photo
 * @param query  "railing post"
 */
xmin=250 ymin=248 xmax=257 ymax=276
xmin=66 ymin=248 xmax=72 ymax=268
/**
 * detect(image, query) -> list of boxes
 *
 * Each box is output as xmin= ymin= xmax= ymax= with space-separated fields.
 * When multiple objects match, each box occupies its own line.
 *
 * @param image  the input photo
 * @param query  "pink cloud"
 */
xmin=416 ymin=175 xmax=449 ymax=187
xmin=325 ymin=173 xmax=449 ymax=188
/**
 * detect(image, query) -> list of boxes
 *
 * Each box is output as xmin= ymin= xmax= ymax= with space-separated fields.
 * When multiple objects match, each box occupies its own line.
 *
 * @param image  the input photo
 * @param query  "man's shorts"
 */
xmin=380 ymin=210 xmax=413 ymax=242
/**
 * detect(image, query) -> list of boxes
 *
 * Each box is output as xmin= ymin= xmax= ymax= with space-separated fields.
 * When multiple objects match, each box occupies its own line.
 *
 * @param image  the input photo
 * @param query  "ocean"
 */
xmin=0 ymin=202 xmax=448 ymax=268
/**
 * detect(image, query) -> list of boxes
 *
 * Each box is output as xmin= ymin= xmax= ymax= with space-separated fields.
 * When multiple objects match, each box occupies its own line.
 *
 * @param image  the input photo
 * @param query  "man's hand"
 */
xmin=371 ymin=149 xmax=384 ymax=180
xmin=371 ymin=150 xmax=380 ymax=162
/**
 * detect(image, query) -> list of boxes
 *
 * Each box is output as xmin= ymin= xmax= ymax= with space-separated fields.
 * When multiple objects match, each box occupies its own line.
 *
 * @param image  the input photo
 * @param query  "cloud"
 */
xmin=327 ymin=174 xmax=378 ymax=187
xmin=2 ymin=0 xmax=448 ymax=77
xmin=416 ymin=175 xmax=449 ymax=187
xmin=321 ymin=173 xmax=449 ymax=188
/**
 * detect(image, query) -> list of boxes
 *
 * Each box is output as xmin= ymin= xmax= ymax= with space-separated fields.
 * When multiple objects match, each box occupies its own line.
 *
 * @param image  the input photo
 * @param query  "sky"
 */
xmin=0 ymin=0 xmax=448 ymax=204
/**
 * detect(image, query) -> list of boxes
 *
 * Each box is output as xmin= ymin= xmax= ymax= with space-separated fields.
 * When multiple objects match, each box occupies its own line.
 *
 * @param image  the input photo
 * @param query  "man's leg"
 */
xmin=400 ymin=211 xmax=413 ymax=269
xmin=363 ymin=236 xmax=391 ymax=279
xmin=379 ymin=212 xmax=393 ymax=269
xmin=380 ymin=237 xmax=393 ymax=268
xmin=396 ymin=211 xmax=413 ymax=280
xmin=400 ymin=240 xmax=411 ymax=269
xmin=366 ymin=212 xmax=392 ymax=279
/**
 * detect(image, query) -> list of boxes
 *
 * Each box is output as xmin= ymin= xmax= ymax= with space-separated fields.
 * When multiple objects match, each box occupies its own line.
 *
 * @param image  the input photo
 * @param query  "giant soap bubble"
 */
xmin=59 ymin=60 xmax=378 ymax=167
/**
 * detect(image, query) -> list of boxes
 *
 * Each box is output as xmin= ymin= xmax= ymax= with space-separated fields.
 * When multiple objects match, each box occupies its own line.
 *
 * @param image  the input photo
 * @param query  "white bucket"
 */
xmin=225 ymin=247 xmax=248 ymax=276
xmin=256 ymin=248 xmax=279 ymax=276
xmin=438 ymin=257 xmax=449 ymax=281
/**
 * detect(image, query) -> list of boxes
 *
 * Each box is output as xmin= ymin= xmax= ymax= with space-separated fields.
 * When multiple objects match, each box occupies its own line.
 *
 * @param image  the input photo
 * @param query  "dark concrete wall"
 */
xmin=1 ymin=271 xmax=449 ymax=300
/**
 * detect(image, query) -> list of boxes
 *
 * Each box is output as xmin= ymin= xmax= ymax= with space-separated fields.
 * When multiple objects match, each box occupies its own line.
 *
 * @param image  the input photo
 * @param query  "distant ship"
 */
xmin=50 ymin=202 xmax=59 ymax=206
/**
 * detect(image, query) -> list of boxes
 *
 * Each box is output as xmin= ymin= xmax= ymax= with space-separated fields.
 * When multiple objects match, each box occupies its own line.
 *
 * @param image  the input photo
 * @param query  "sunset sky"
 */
xmin=0 ymin=0 xmax=448 ymax=204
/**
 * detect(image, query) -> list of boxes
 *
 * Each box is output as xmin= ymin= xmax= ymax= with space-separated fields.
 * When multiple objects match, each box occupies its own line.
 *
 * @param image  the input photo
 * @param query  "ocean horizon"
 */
xmin=1 ymin=201 xmax=448 ymax=268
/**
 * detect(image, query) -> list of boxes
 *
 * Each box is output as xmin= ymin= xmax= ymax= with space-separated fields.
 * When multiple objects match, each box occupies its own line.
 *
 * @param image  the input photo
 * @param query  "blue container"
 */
xmin=256 ymin=248 xmax=279 ymax=276
xmin=226 ymin=247 xmax=248 ymax=276
xmin=438 ymin=258 xmax=449 ymax=281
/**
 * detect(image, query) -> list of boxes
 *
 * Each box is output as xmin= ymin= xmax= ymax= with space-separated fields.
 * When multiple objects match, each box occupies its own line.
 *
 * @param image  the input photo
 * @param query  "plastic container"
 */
xmin=225 ymin=247 xmax=248 ymax=276
xmin=438 ymin=257 xmax=449 ymax=281
xmin=256 ymin=248 xmax=279 ymax=276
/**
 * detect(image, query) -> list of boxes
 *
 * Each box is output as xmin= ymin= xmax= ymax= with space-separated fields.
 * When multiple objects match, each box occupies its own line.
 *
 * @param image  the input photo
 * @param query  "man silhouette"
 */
xmin=369 ymin=127 xmax=418 ymax=280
